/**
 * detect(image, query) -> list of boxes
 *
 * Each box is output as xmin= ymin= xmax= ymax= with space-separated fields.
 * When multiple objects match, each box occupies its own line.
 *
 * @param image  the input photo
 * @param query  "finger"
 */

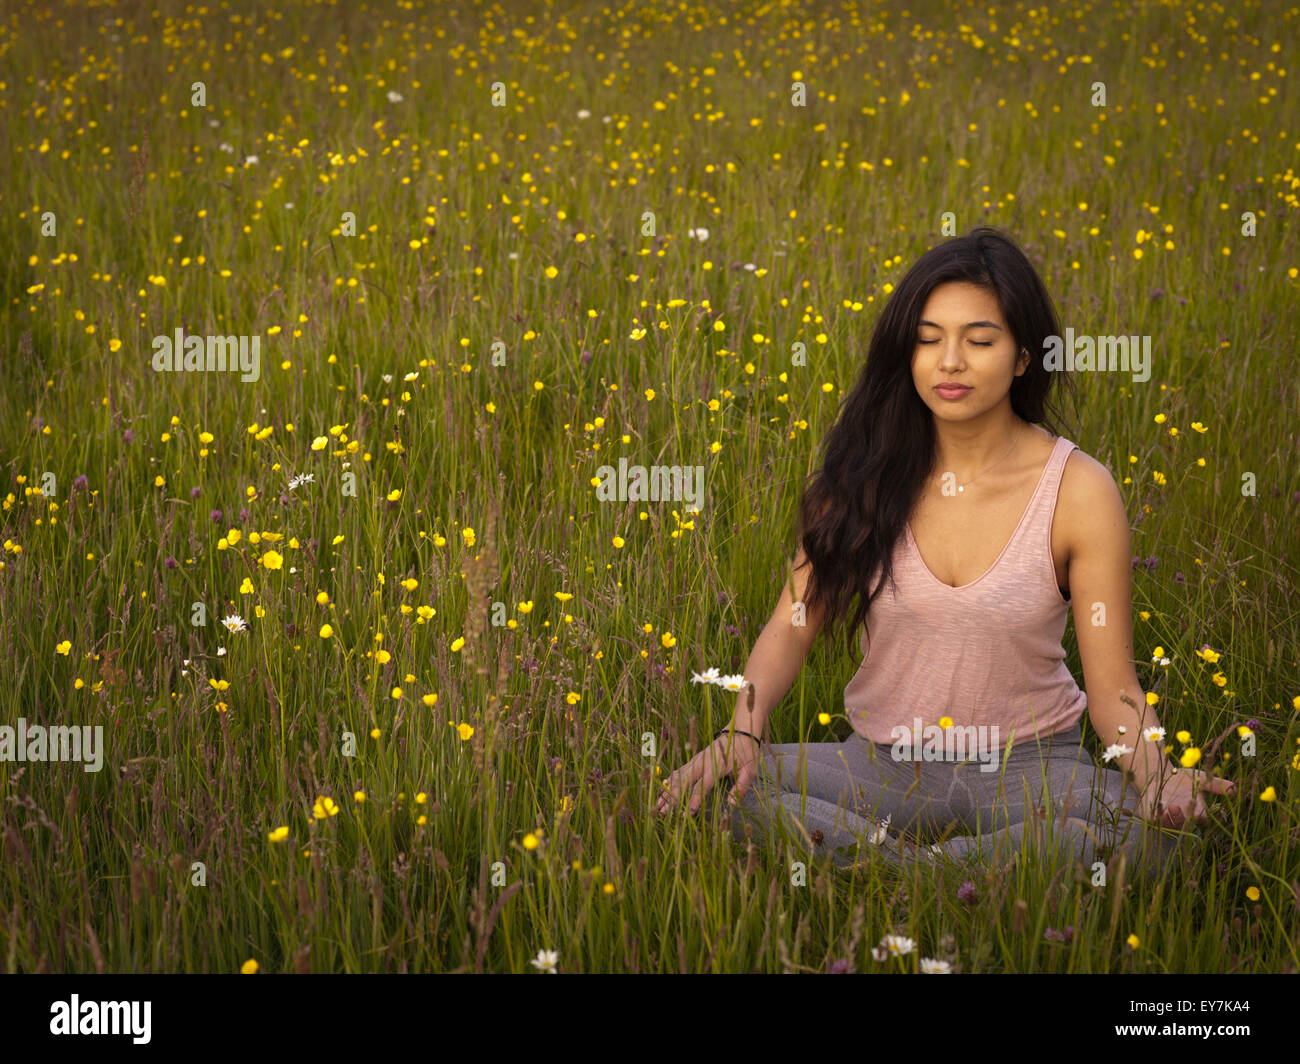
xmin=659 ymin=757 xmax=702 ymax=805
xmin=1155 ymin=795 xmax=1187 ymax=828
xmin=1193 ymin=795 xmax=1210 ymax=823
xmin=687 ymin=769 xmax=714 ymax=815
xmin=730 ymin=766 xmax=757 ymax=804
xmin=655 ymin=770 xmax=685 ymax=815
xmin=1187 ymin=770 xmax=1235 ymax=796
xmin=727 ymin=777 xmax=743 ymax=806
xmin=693 ymin=759 xmax=719 ymax=812
xmin=657 ymin=785 xmax=685 ymax=815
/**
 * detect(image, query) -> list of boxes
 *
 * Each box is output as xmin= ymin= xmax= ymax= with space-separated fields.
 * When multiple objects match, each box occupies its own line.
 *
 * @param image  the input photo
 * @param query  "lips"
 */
xmin=935 ymin=384 xmax=972 ymax=398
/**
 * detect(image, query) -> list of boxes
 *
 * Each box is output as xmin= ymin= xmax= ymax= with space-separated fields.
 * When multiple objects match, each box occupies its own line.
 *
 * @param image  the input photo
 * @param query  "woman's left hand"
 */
xmin=1138 ymin=767 xmax=1235 ymax=828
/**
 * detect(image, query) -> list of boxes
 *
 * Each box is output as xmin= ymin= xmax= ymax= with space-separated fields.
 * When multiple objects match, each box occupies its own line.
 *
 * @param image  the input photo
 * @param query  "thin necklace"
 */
xmin=949 ymin=425 xmax=1021 ymax=494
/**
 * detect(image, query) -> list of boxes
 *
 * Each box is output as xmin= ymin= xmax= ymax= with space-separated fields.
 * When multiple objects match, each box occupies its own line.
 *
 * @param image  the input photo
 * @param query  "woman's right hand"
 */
xmin=654 ymin=731 xmax=763 ymax=817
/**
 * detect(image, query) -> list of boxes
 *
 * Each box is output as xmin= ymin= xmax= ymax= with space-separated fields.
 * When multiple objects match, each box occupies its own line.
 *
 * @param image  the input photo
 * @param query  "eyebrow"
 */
xmin=917 ymin=319 xmax=1004 ymax=330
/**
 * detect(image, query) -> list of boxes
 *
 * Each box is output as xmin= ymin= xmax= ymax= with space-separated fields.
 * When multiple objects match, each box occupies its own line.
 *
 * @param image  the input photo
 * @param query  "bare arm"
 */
xmin=654 ymin=547 xmax=829 ymax=818
xmin=1064 ymin=452 xmax=1171 ymax=794
xmin=726 ymin=547 xmax=825 ymax=741
xmin=1039 ymin=451 xmax=1233 ymax=826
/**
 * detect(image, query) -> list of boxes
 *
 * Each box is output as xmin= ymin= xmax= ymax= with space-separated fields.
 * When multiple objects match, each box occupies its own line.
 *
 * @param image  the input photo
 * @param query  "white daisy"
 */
xmin=920 ymin=957 xmax=952 ymax=973
xmin=529 ymin=948 xmax=558 ymax=973
xmin=1102 ymin=743 xmax=1133 ymax=763
xmin=243 ymin=154 xmax=259 ymax=166
xmin=717 ymin=673 xmax=748 ymax=691
xmin=387 ymin=90 xmax=404 ymax=102
xmin=1144 ymin=726 xmax=1166 ymax=742
xmin=220 ymin=614 xmax=247 ymax=633
xmin=871 ymin=934 xmax=916 ymax=961
xmin=577 ymin=109 xmax=591 ymax=119
xmin=687 ymin=227 xmax=709 ymax=242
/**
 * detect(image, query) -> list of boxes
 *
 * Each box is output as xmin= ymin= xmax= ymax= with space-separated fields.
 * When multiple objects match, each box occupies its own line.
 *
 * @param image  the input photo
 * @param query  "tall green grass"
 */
xmin=0 ymin=0 xmax=1296 ymax=972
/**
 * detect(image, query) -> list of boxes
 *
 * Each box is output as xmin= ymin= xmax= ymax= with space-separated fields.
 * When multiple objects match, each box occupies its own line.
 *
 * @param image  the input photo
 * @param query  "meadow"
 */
xmin=0 ymin=0 xmax=1297 ymax=974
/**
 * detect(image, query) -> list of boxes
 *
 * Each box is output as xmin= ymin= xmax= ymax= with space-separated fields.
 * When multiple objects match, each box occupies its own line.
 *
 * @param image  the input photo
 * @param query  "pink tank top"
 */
xmin=843 ymin=434 xmax=1088 ymax=748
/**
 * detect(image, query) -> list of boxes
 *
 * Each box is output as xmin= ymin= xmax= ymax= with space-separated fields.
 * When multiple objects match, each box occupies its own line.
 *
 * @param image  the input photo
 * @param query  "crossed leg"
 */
xmin=710 ymin=726 xmax=1189 ymax=881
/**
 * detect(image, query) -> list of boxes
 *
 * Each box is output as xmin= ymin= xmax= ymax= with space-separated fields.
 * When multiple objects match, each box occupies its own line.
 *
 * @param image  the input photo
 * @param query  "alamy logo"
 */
xmin=0 ymin=719 xmax=104 ymax=772
xmin=151 ymin=327 xmax=261 ymax=382
xmin=889 ymin=717 xmax=1002 ymax=773
xmin=1042 ymin=329 xmax=1150 ymax=383
xmin=50 ymin=996 xmax=151 ymax=1044
xmin=593 ymin=457 xmax=704 ymax=509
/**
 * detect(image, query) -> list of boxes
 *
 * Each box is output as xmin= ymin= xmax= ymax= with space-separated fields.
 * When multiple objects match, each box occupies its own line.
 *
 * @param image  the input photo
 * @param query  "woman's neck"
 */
xmin=930 ymin=416 xmax=1033 ymax=484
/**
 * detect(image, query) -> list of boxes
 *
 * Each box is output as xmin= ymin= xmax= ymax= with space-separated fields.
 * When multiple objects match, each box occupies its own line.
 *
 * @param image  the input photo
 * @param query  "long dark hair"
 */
xmin=797 ymin=226 xmax=1080 ymax=654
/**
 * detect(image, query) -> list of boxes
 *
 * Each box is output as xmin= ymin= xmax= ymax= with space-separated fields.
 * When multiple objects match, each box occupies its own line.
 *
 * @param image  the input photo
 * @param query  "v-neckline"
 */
xmin=906 ymin=436 xmax=1060 ymax=592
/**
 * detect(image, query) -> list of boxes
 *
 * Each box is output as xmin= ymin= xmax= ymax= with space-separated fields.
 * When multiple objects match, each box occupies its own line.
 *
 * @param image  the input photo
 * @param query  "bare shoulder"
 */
xmin=1056 ymin=444 xmax=1130 ymax=548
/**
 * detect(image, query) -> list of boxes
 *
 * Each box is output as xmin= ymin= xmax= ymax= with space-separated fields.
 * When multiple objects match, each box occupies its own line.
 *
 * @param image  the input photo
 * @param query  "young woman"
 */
xmin=653 ymin=227 xmax=1233 ymax=881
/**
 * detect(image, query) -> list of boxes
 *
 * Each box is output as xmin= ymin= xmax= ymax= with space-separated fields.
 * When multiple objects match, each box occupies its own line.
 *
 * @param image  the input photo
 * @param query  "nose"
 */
xmin=937 ymin=341 xmax=965 ymax=372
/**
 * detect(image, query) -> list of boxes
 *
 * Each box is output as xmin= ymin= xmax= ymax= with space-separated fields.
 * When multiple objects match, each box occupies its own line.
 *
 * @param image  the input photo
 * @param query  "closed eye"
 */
xmin=917 ymin=339 xmax=993 ymax=346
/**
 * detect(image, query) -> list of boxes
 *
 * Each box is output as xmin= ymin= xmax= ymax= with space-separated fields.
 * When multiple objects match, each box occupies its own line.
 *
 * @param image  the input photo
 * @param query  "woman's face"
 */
xmin=910 ymin=281 xmax=1029 ymax=423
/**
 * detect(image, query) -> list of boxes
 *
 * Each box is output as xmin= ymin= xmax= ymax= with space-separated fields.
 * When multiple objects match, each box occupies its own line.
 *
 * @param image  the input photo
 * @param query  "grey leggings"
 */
xmin=711 ymin=723 xmax=1191 ymax=882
